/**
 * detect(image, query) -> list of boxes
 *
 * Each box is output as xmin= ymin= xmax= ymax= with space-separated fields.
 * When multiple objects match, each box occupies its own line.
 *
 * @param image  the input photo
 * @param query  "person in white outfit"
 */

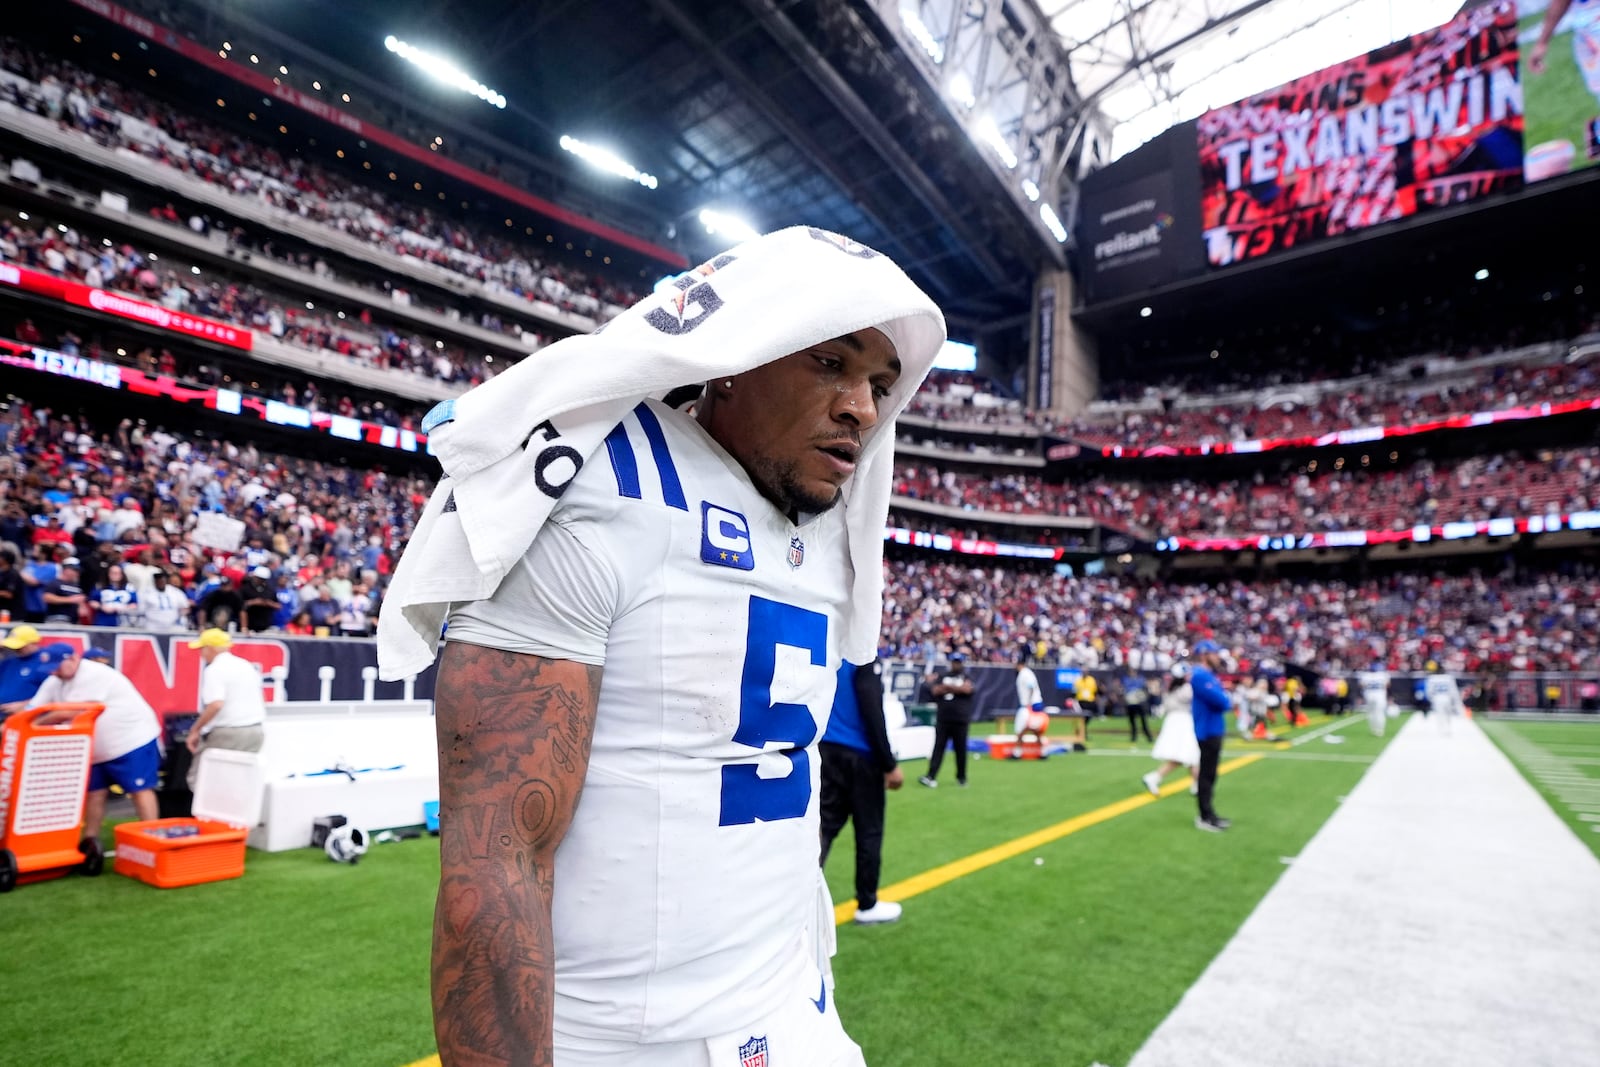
xmin=1143 ymin=663 xmax=1200 ymax=796
xmin=1358 ymin=666 xmax=1392 ymax=737
xmin=1423 ymin=667 xmax=1463 ymax=734
xmin=30 ymin=646 xmax=162 ymax=837
xmin=1012 ymin=654 xmax=1044 ymax=738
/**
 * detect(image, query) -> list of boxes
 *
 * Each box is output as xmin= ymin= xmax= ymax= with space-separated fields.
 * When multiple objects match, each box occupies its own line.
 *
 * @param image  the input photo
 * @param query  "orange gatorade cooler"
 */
xmin=114 ymin=748 xmax=263 ymax=889
xmin=0 ymin=703 xmax=107 ymax=892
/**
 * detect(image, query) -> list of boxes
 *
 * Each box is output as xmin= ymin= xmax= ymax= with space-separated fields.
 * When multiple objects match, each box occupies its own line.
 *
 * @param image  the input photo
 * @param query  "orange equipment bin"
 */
xmin=114 ymin=747 xmax=263 ymax=889
xmin=0 ymin=703 xmax=108 ymax=892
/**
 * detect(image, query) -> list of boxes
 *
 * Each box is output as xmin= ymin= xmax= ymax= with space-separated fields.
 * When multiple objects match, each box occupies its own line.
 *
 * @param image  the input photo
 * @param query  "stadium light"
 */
xmin=1475 ymin=268 xmax=1490 ymax=281
xmin=972 ymin=114 xmax=1017 ymax=169
xmin=1038 ymin=203 xmax=1067 ymax=243
xmin=699 ymin=208 xmax=759 ymax=243
xmin=384 ymin=35 xmax=506 ymax=109
xmin=947 ymin=71 xmax=976 ymax=110
xmin=1021 ymin=179 xmax=1040 ymax=202
xmin=1139 ymin=306 xmax=1153 ymax=318
xmin=899 ymin=5 xmax=944 ymax=63
xmin=559 ymin=135 xmax=658 ymax=190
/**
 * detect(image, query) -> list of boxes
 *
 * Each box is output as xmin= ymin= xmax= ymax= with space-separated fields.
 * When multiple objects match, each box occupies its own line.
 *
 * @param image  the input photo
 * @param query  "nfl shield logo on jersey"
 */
xmin=738 ymin=1036 xmax=768 ymax=1067
xmin=787 ymin=535 xmax=805 ymax=569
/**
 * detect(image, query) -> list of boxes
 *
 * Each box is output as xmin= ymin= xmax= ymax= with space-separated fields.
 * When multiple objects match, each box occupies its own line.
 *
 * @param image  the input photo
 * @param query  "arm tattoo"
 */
xmin=431 ymin=642 xmax=601 ymax=1067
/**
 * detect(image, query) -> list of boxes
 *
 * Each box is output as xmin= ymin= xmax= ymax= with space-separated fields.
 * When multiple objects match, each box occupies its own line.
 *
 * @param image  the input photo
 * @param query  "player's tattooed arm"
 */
xmin=430 ymin=642 xmax=601 ymax=1067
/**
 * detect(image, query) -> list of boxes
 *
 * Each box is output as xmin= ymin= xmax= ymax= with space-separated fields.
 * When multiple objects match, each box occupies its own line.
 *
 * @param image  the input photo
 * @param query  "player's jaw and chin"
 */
xmin=745 ymin=448 xmax=854 ymax=517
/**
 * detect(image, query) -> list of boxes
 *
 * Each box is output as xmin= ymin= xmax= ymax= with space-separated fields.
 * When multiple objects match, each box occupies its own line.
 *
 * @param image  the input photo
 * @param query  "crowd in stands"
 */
xmin=880 ymin=559 xmax=1600 ymax=675
xmin=0 ymin=393 xmax=430 ymax=638
xmin=10 ymin=316 xmax=434 ymax=430
xmin=4 ymin=386 xmax=1598 ymax=685
xmin=901 ymin=370 xmax=1056 ymax=432
xmin=0 ymin=39 xmax=644 ymax=323
xmin=899 ymin=339 xmax=1600 ymax=451
xmin=0 ymin=210 xmax=517 ymax=388
xmin=1068 ymin=349 xmax=1600 ymax=452
xmin=895 ymin=447 xmax=1600 ymax=538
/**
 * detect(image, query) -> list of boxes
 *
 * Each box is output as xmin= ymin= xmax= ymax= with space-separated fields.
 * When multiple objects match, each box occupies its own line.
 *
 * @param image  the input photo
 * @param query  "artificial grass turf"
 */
xmin=1521 ymin=14 xmax=1600 ymax=179
xmin=0 ymin=835 xmax=440 ymax=1067
xmin=0 ymin=714 xmax=1383 ymax=1067
xmin=1480 ymin=718 xmax=1600 ymax=862
xmin=827 ymin=715 xmax=1389 ymax=1067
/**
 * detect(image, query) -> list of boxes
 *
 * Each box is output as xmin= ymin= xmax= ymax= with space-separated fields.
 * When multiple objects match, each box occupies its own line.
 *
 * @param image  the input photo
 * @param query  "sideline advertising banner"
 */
xmin=1197 ymin=3 xmax=1524 ymax=268
xmin=1522 ymin=0 xmax=1600 ymax=180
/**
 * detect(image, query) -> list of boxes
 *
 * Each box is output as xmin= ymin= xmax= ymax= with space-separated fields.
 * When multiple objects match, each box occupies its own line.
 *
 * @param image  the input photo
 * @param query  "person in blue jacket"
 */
xmin=820 ymin=658 xmax=904 ymax=924
xmin=1190 ymin=639 xmax=1235 ymax=832
xmin=0 ymin=626 xmax=77 ymax=715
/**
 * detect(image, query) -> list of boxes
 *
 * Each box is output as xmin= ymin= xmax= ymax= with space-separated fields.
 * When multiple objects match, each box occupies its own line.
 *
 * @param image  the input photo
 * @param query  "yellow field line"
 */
xmin=833 ymin=753 xmax=1265 ymax=924
xmin=404 ymin=753 xmax=1265 ymax=1067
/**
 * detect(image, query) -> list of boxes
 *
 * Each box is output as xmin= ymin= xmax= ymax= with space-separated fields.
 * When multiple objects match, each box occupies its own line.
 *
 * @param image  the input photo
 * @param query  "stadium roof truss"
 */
xmin=1041 ymin=0 xmax=1467 ymax=158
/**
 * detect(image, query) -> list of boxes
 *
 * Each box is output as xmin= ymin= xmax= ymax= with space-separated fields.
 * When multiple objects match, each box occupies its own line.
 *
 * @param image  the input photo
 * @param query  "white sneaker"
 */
xmin=1141 ymin=772 xmax=1160 ymax=797
xmin=854 ymin=900 xmax=902 ymax=924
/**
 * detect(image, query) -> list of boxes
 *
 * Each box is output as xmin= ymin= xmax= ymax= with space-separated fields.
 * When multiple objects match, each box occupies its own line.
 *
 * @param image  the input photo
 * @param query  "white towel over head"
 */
xmin=377 ymin=225 xmax=946 ymax=679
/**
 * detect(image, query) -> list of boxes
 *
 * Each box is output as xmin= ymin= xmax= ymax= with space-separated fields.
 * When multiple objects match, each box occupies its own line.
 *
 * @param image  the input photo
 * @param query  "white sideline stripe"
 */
xmin=1129 ymin=716 xmax=1600 ymax=1067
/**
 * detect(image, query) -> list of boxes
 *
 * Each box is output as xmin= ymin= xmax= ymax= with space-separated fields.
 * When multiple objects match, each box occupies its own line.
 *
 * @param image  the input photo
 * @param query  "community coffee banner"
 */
xmin=1198 ymin=2 xmax=1524 ymax=268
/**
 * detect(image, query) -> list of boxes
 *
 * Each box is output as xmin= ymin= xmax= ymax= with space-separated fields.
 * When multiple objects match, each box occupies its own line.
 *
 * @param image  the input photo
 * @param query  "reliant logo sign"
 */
xmin=1094 ymin=213 xmax=1174 ymax=263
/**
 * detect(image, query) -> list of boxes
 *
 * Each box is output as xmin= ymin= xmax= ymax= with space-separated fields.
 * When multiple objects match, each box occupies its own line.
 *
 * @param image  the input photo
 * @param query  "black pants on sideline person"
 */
xmin=926 ymin=720 xmax=970 ymax=784
xmin=819 ymin=742 xmax=887 ymax=910
xmin=1196 ymin=735 xmax=1225 ymax=821
xmin=1128 ymin=703 xmax=1153 ymax=742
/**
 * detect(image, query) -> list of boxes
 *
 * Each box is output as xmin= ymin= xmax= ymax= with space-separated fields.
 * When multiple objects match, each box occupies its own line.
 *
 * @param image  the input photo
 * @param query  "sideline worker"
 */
xmin=185 ymin=628 xmax=265 ymax=786
xmin=820 ymin=658 xmax=904 ymax=925
xmin=30 ymin=645 xmax=161 ymax=837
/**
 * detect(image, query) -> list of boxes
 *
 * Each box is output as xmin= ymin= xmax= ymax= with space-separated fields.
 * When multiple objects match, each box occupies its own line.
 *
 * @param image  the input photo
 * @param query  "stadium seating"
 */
xmin=893 ymin=447 xmax=1600 ymax=539
xmin=0 ymin=40 xmax=643 ymax=324
xmin=880 ymin=559 xmax=1600 ymax=675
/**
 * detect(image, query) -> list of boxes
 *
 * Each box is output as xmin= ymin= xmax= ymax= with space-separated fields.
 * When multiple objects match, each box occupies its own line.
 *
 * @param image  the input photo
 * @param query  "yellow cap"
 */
xmin=2 ymin=624 xmax=42 ymax=650
xmin=187 ymin=628 xmax=234 ymax=650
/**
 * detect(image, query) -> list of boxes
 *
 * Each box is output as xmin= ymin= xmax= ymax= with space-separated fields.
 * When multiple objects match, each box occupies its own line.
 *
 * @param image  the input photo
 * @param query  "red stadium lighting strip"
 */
xmin=0 ymin=260 xmax=253 ymax=350
xmin=0 ymin=338 xmax=428 ymax=454
xmin=67 ymin=0 xmax=688 ymax=269
xmin=1155 ymin=511 xmax=1600 ymax=554
xmin=884 ymin=525 xmax=1066 ymax=561
xmin=1077 ymin=396 xmax=1600 ymax=461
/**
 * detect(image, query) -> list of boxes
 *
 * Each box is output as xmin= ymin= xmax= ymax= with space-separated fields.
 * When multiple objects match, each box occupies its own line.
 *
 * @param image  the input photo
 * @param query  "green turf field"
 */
xmin=1521 ymin=13 xmax=1600 ymax=177
xmin=1481 ymin=718 xmax=1600 ymax=862
xmin=0 ymin=713 xmax=1390 ymax=1067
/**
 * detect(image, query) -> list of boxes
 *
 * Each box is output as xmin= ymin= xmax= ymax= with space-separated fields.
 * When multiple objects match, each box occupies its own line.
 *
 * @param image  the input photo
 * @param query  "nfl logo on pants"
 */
xmin=739 ymin=1035 xmax=768 ymax=1067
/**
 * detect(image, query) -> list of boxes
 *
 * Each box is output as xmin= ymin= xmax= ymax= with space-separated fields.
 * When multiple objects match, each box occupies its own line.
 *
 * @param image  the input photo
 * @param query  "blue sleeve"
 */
xmin=1192 ymin=671 xmax=1232 ymax=714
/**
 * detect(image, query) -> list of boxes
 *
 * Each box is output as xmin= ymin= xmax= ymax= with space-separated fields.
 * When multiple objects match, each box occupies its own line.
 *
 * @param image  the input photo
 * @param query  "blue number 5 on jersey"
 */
xmin=719 ymin=596 xmax=828 ymax=826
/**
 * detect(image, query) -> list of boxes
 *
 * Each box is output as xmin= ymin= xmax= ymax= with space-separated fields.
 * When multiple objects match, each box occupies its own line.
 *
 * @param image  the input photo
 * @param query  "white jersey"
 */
xmin=29 ymin=658 xmax=160 ymax=763
xmin=1358 ymin=671 xmax=1391 ymax=704
xmin=448 ymin=400 xmax=851 ymax=1045
xmin=1015 ymin=666 xmax=1042 ymax=711
xmin=1424 ymin=673 xmax=1462 ymax=714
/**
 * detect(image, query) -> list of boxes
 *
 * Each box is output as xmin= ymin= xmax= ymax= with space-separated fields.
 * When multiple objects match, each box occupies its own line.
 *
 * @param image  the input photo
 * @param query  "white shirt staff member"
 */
xmin=185 ymin=628 xmax=266 ymax=788
xmin=30 ymin=645 xmax=162 ymax=838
